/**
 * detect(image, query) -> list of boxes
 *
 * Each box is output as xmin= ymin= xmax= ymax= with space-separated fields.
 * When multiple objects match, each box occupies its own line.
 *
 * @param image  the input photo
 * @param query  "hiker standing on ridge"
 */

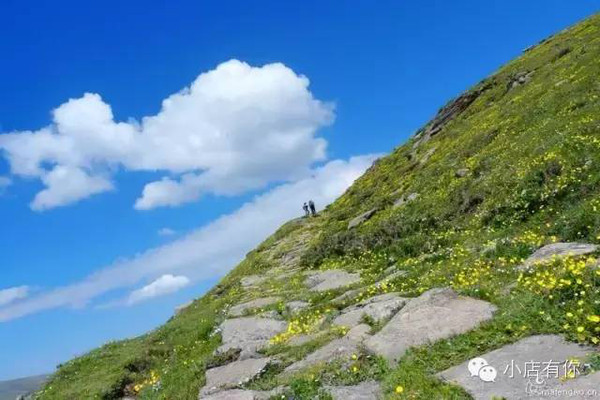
xmin=309 ymin=200 xmax=316 ymax=216
xmin=303 ymin=202 xmax=310 ymax=217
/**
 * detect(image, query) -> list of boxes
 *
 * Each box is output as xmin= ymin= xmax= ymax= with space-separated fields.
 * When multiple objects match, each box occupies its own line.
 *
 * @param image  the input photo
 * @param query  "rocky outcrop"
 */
xmin=439 ymin=335 xmax=597 ymax=400
xmin=305 ymin=270 xmax=361 ymax=292
xmin=413 ymin=84 xmax=488 ymax=148
xmin=393 ymin=192 xmax=418 ymax=208
xmin=240 ymin=275 xmax=267 ymax=288
xmin=228 ymin=297 xmax=280 ymax=317
xmin=326 ymin=380 xmax=382 ymax=400
xmin=285 ymin=300 xmax=309 ymax=314
xmin=518 ymin=242 xmax=598 ymax=270
xmin=333 ymin=293 xmax=407 ymax=328
xmin=348 ymin=208 xmax=378 ymax=229
xmin=216 ymin=317 xmax=286 ymax=359
xmin=284 ymin=337 xmax=360 ymax=374
xmin=199 ymin=358 xmax=272 ymax=396
xmin=507 ymin=70 xmax=534 ymax=90
xmin=365 ymin=288 xmax=497 ymax=362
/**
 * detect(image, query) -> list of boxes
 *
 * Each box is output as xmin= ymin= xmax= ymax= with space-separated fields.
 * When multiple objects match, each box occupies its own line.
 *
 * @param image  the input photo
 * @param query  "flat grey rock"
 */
xmin=229 ymin=297 xmax=280 ymax=317
xmin=365 ymin=288 xmax=496 ymax=362
xmin=217 ymin=317 xmax=286 ymax=358
xmin=199 ymin=387 xmax=286 ymax=400
xmin=393 ymin=193 xmax=418 ymax=208
xmin=348 ymin=208 xmax=378 ymax=229
xmin=519 ymin=242 xmax=598 ymax=270
xmin=199 ymin=389 xmax=255 ymax=400
xmin=286 ymin=300 xmax=310 ymax=314
xmin=326 ymin=380 xmax=382 ymax=400
xmin=332 ymin=288 xmax=362 ymax=304
xmin=438 ymin=335 xmax=597 ymax=400
xmin=287 ymin=332 xmax=321 ymax=346
xmin=345 ymin=324 xmax=372 ymax=342
xmin=550 ymin=371 xmax=599 ymax=398
xmin=240 ymin=275 xmax=267 ymax=288
xmin=333 ymin=293 xmax=407 ymax=328
xmin=200 ymin=358 xmax=271 ymax=395
xmin=305 ymin=270 xmax=361 ymax=292
xmin=284 ymin=337 xmax=359 ymax=374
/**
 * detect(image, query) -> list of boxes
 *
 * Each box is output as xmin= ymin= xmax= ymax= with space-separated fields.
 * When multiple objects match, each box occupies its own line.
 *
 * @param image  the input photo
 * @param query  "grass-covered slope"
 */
xmin=37 ymin=14 xmax=600 ymax=399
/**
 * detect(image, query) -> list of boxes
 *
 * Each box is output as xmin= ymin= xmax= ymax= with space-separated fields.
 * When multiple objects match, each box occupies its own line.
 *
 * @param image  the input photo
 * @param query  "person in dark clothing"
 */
xmin=308 ymin=200 xmax=316 ymax=216
xmin=303 ymin=202 xmax=310 ymax=217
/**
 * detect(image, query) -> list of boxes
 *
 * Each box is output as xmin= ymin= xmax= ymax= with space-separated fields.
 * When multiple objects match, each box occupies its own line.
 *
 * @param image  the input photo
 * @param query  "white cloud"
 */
xmin=158 ymin=227 xmax=176 ymax=236
xmin=127 ymin=274 xmax=190 ymax=305
xmin=0 ymin=155 xmax=377 ymax=322
xmin=0 ymin=176 xmax=11 ymax=188
xmin=31 ymin=166 xmax=113 ymax=211
xmin=0 ymin=286 xmax=29 ymax=307
xmin=0 ymin=60 xmax=333 ymax=211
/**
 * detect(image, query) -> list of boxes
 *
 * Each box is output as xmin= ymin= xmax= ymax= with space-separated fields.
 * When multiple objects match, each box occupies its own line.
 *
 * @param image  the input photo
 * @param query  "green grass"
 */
xmin=37 ymin=13 xmax=600 ymax=400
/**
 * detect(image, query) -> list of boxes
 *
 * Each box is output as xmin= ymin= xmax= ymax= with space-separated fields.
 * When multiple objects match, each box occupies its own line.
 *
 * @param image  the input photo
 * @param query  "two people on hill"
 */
xmin=303 ymin=200 xmax=317 ymax=217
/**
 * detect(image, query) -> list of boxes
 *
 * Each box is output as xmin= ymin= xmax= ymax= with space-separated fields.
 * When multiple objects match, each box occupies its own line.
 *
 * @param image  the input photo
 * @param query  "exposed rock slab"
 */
xmin=333 ymin=293 xmax=407 ymax=328
xmin=332 ymin=288 xmax=362 ymax=304
xmin=345 ymin=324 xmax=372 ymax=342
xmin=348 ymin=208 xmax=378 ymax=229
xmin=200 ymin=358 xmax=271 ymax=396
xmin=200 ymin=389 xmax=255 ymax=400
xmin=326 ymin=380 xmax=382 ymax=400
xmin=286 ymin=300 xmax=310 ymax=314
xmin=519 ymin=242 xmax=598 ymax=270
xmin=305 ymin=270 xmax=361 ymax=292
xmin=199 ymin=386 xmax=287 ymax=400
xmin=229 ymin=297 xmax=280 ymax=317
xmin=438 ymin=335 xmax=597 ymax=400
xmin=240 ymin=275 xmax=267 ymax=288
xmin=393 ymin=192 xmax=419 ymax=208
xmin=217 ymin=317 xmax=286 ymax=358
xmin=365 ymin=288 xmax=496 ymax=362
xmin=284 ymin=337 xmax=359 ymax=374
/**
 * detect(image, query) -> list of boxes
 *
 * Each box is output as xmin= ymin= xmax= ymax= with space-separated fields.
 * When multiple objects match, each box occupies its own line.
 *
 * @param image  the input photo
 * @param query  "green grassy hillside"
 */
xmin=36 ymin=13 xmax=600 ymax=399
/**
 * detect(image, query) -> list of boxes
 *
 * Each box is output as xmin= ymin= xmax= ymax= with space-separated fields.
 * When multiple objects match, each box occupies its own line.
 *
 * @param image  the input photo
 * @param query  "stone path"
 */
xmin=200 ymin=358 xmax=272 ymax=396
xmin=438 ymin=335 xmax=598 ymax=400
xmin=217 ymin=317 xmax=286 ymax=359
xmin=305 ymin=270 xmax=361 ymax=292
xmin=326 ymin=380 xmax=382 ymax=400
xmin=333 ymin=293 xmax=407 ymax=328
xmin=228 ymin=297 xmax=280 ymax=317
xmin=519 ymin=242 xmax=598 ymax=270
xmin=365 ymin=288 xmax=496 ymax=362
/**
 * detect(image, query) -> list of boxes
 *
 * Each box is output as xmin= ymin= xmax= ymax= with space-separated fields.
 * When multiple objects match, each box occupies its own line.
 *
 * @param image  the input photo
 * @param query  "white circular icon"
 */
xmin=468 ymin=357 xmax=489 ymax=377
xmin=478 ymin=365 xmax=497 ymax=382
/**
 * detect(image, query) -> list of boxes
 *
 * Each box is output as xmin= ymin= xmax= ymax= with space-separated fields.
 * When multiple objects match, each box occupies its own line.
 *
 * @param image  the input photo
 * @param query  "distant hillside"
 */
xmin=0 ymin=375 xmax=47 ymax=400
xmin=36 ymin=13 xmax=599 ymax=400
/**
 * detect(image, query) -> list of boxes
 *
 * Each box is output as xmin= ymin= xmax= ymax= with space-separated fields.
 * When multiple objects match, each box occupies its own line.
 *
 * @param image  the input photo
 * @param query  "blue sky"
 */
xmin=0 ymin=0 xmax=598 ymax=381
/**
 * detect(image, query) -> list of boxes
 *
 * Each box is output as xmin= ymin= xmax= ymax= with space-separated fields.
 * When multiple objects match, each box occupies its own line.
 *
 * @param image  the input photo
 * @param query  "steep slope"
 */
xmin=0 ymin=375 xmax=48 ymax=400
xmin=37 ymin=14 xmax=600 ymax=400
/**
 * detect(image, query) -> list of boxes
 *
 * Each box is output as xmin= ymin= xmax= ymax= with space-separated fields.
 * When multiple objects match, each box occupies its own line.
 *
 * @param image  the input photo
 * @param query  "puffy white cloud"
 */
xmin=127 ymin=274 xmax=190 ymax=305
xmin=158 ymin=227 xmax=176 ymax=236
xmin=0 ymin=286 xmax=29 ymax=307
xmin=31 ymin=166 xmax=113 ymax=211
xmin=0 ymin=60 xmax=333 ymax=210
xmin=0 ymin=155 xmax=377 ymax=321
